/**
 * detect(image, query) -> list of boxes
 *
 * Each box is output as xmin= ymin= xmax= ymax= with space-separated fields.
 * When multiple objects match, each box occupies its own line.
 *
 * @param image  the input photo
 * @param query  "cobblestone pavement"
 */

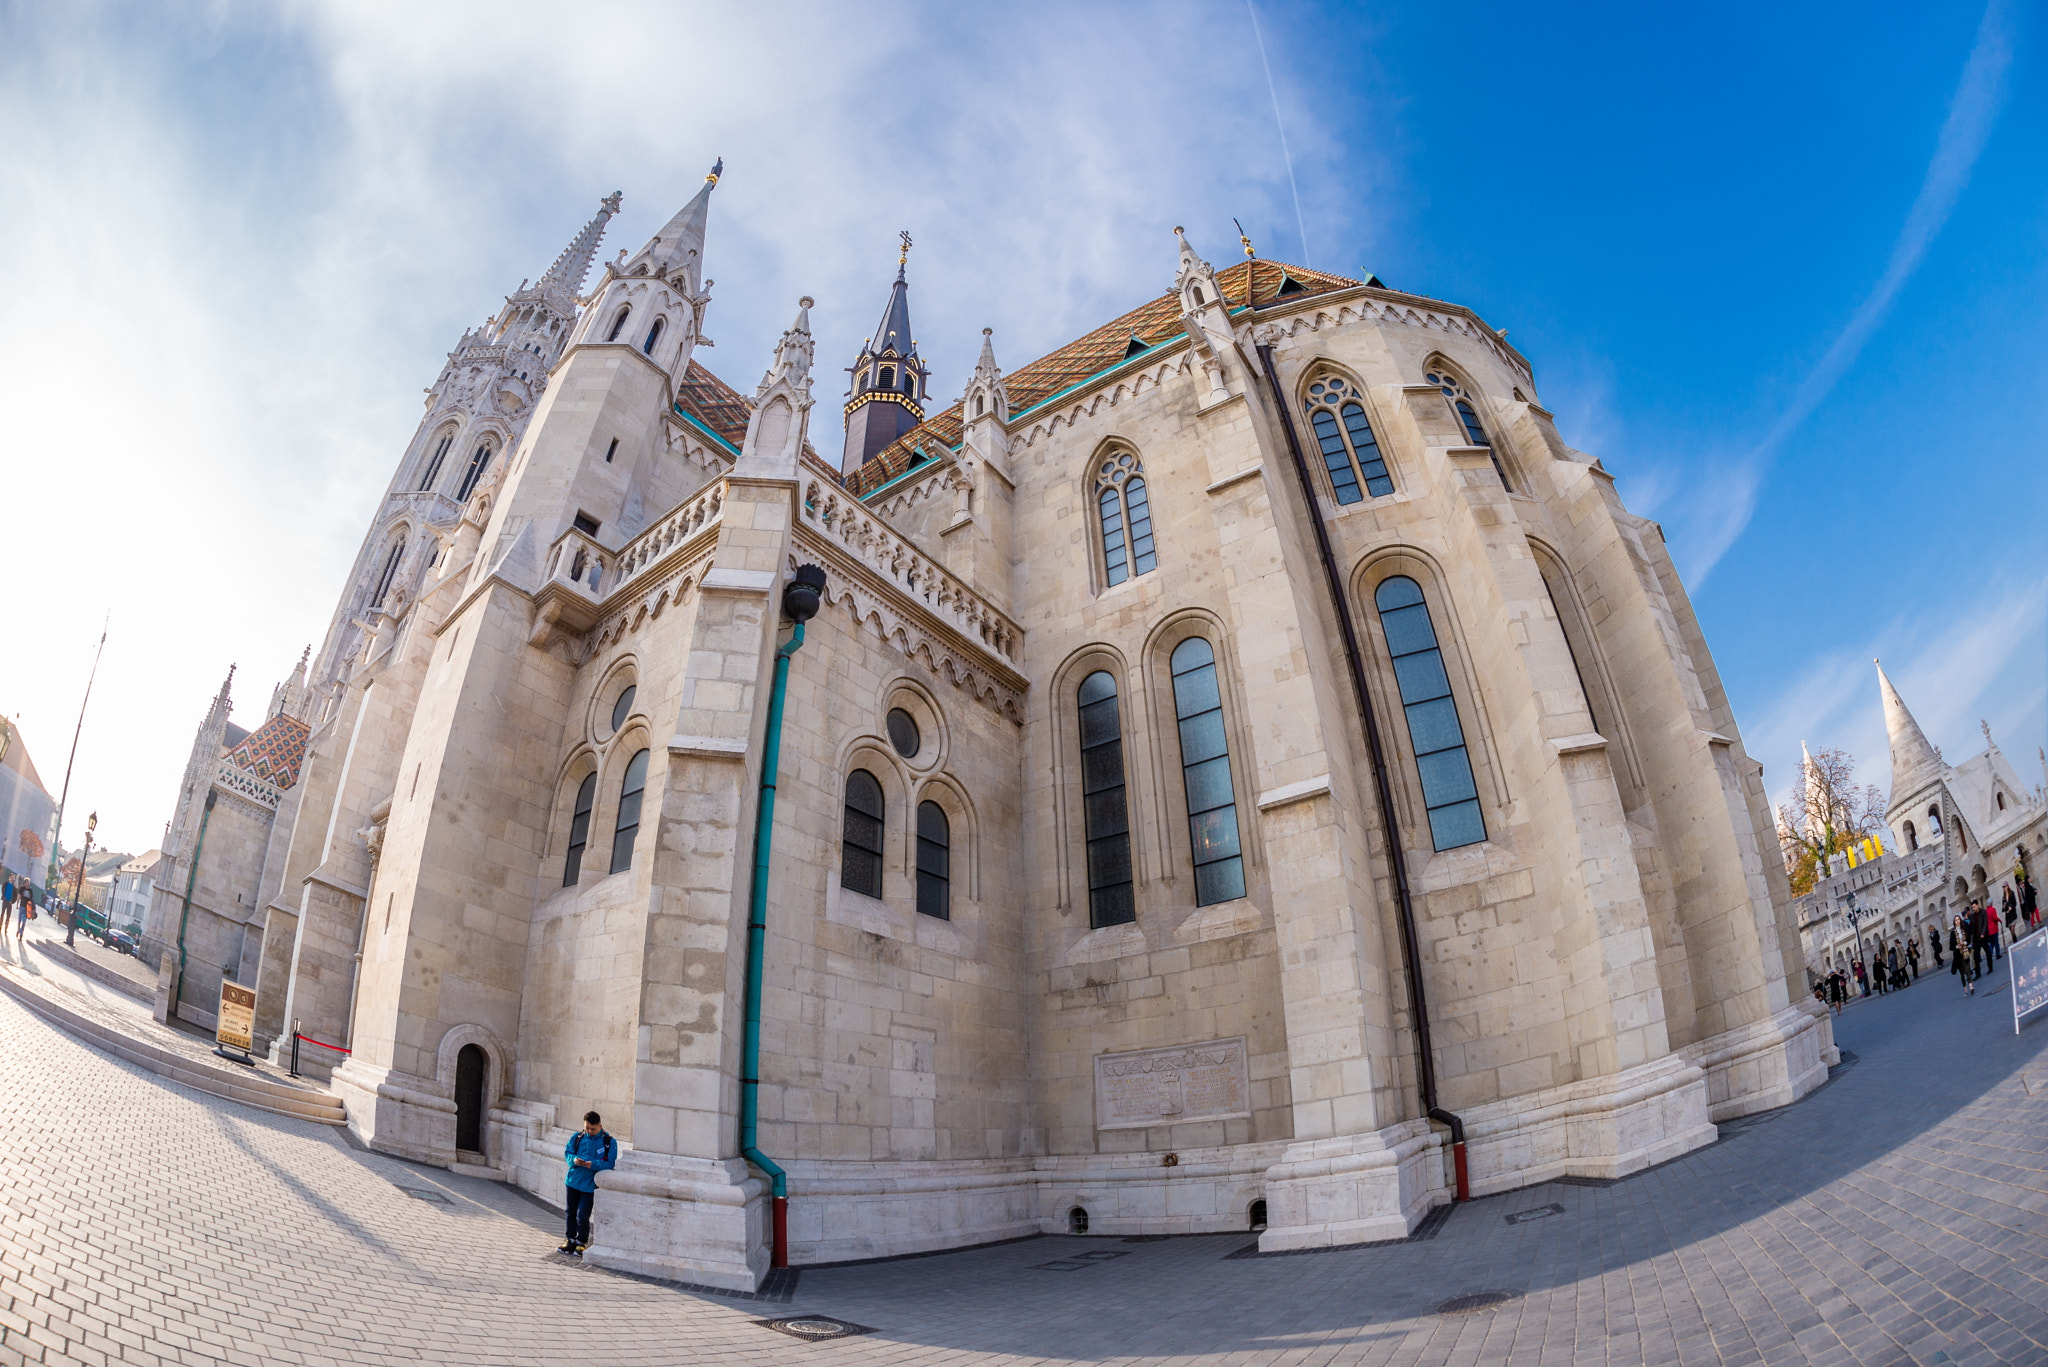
xmin=0 ymin=943 xmax=2043 ymax=1367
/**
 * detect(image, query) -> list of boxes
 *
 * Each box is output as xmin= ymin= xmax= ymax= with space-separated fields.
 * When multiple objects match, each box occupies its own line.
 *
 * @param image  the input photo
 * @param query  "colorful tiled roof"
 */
xmin=673 ymin=360 xmax=753 ymax=452
xmin=224 ymin=713 xmax=311 ymax=790
xmin=845 ymin=259 xmax=1361 ymax=497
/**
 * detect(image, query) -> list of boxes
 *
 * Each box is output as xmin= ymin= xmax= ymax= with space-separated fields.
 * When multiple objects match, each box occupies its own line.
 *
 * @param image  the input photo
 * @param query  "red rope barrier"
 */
xmin=294 ymin=1032 xmax=350 ymax=1055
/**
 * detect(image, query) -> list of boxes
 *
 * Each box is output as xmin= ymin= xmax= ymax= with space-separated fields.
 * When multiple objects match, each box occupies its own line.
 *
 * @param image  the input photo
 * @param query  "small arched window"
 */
xmin=1077 ymin=671 xmax=1135 ymax=927
xmin=1904 ymin=820 xmax=1918 ymax=852
xmin=1303 ymin=374 xmax=1393 ymax=505
xmin=609 ymin=685 xmax=636 ymax=734
xmin=1996 ymin=791 xmax=2006 ymax=811
xmin=563 ymin=772 xmax=597 ymax=886
xmin=1170 ymin=638 xmax=1245 ymax=904
xmin=606 ymin=306 xmax=631 ymax=343
xmin=456 ymin=444 xmax=494 ymax=501
xmin=642 ymin=317 xmax=665 ymax=355
xmin=879 ymin=365 xmax=896 ymax=389
xmin=974 ymin=394 xmax=985 ymax=417
xmin=608 ymin=748 xmax=649 ymax=874
xmin=1375 ymin=576 xmax=1485 ymax=851
xmin=1424 ymin=367 xmax=1511 ymax=491
xmin=419 ymin=434 xmax=454 ymax=492
xmin=903 ymin=368 xmax=917 ymax=396
xmin=1928 ymin=806 xmax=1943 ymax=837
xmin=841 ymin=770 xmax=884 ymax=898
xmin=916 ymin=801 xmax=950 ymax=920
xmin=1095 ymin=450 xmax=1157 ymax=588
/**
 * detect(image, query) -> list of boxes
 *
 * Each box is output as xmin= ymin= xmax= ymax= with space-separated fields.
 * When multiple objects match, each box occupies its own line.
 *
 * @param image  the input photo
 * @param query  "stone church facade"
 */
xmin=165 ymin=168 xmax=1832 ymax=1289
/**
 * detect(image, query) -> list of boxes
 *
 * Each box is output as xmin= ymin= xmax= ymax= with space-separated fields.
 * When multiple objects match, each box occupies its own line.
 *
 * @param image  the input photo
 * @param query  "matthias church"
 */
xmin=145 ymin=166 xmax=1832 ymax=1288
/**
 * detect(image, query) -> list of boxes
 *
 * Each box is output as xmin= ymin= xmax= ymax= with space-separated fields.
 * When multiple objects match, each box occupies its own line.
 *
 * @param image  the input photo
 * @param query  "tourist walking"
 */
xmin=2025 ymin=877 xmax=2041 ymax=932
xmin=1972 ymin=903 xmax=1994 ymax=975
xmin=1928 ymin=924 xmax=1944 ymax=969
xmin=1854 ymin=958 xmax=1868 ymax=997
xmin=1952 ymin=923 xmax=1976 ymax=996
xmin=2003 ymin=887 xmax=2019 ymax=942
xmin=560 ymin=1110 xmax=616 ymax=1256
xmin=1986 ymin=899 xmax=2004 ymax=962
xmin=1906 ymin=935 xmax=1920 ymax=980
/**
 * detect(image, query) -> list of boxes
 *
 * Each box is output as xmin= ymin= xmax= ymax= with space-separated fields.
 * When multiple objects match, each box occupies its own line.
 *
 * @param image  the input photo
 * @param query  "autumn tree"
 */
xmin=1777 ymin=746 xmax=1886 ymax=896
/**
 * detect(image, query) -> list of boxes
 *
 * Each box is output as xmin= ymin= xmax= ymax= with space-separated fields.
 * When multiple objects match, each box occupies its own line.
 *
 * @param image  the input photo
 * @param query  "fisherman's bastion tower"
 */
xmin=146 ymin=165 xmax=1833 ymax=1290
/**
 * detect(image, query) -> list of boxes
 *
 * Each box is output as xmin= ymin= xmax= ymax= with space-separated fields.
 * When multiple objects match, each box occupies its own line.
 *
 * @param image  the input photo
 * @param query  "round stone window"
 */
xmin=886 ymin=708 xmax=921 ymax=759
xmin=609 ymin=684 xmax=637 ymax=734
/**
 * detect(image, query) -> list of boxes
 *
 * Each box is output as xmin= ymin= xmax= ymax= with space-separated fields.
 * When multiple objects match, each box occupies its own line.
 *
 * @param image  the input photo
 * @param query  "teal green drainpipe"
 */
xmin=739 ymin=563 xmax=823 ymax=1270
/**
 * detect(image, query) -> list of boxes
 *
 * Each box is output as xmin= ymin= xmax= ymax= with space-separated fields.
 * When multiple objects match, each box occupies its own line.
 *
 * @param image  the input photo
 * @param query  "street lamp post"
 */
xmin=1841 ymin=888 xmax=1874 ymax=987
xmin=65 ymin=812 xmax=96 ymax=948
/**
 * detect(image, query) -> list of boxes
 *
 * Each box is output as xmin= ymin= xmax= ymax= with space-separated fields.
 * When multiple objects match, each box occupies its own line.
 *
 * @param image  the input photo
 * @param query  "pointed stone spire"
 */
xmin=739 ymin=296 xmax=816 ymax=478
xmin=621 ymin=160 xmax=721 ymax=295
xmin=1876 ymin=659 xmax=1943 ymax=799
xmin=537 ymin=192 xmax=622 ymax=301
xmin=841 ymin=232 xmax=930 ymax=473
xmin=756 ymin=296 xmax=816 ymax=399
xmin=964 ymin=327 xmax=1008 ymax=423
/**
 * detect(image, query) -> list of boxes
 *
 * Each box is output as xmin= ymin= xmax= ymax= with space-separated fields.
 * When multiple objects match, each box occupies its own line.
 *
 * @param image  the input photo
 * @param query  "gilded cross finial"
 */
xmin=899 ymin=230 xmax=913 ymax=268
xmin=1233 ymin=217 xmax=1255 ymax=259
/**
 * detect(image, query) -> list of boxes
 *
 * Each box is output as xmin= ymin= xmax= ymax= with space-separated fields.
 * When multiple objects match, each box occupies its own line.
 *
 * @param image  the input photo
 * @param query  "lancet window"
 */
xmin=1170 ymin=638 xmax=1245 ymax=904
xmin=841 ymin=770 xmax=885 ymax=898
xmin=455 ymin=444 xmax=494 ymax=501
xmin=562 ymin=772 xmax=596 ymax=886
xmin=606 ymin=306 xmax=631 ymax=343
xmin=916 ymin=801 xmax=950 ymax=920
xmin=1077 ymin=671 xmax=1136 ymax=927
xmin=371 ymin=540 xmax=405 ymax=607
xmin=642 ymin=317 xmax=665 ymax=355
xmin=1374 ymin=576 xmax=1486 ymax=851
xmin=1095 ymin=450 xmax=1156 ymax=588
xmin=1424 ymin=366 xmax=1511 ymax=491
xmin=608 ymin=748 xmax=648 ymax=874
xmin=1303 ymin=374 xmax=1393 ymax=504
xmin=419 ymin=434 xmax=454 ymax=492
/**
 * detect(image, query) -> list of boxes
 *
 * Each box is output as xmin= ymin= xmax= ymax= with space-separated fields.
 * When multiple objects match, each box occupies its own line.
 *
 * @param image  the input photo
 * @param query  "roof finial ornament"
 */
xmin=706 ymin=158 xmax=724 ymax=184
xmin=897 ymin=229 xmax=913 ymax=278
xmin=1233 ymin=217 xmax=1256 ymax=260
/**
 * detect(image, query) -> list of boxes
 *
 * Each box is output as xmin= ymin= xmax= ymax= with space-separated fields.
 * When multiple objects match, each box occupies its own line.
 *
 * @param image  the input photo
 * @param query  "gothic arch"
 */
xmin=1083 ymin=439 xmax=1157 ymax=592
xmin=1420 ymin=352 xmax=1524 ymax=491
xmin=1294 ymin=360 xmax=1400 ymax=504
xmin=913 ymin=771 xmax=980 ymax=902
xmin=1526 ymin=537 xmax=1643 ymax=799
xmin=1049 ymin=642 xmax=1153 ymax=921
xmin=433 ymin=1022 xmax=512 ymax=1107
xmin=1139 ymin=607 xmax=1263 ymax=900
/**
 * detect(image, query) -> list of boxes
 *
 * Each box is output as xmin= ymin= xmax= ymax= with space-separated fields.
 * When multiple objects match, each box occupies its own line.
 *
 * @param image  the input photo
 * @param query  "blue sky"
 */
xmin=0 ymin=0 xmax=2040 ymax=855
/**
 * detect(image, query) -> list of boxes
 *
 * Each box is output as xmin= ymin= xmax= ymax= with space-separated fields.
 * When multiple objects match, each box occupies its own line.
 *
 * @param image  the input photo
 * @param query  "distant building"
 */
xmin=109 ymin=850 xmax=162 ymax=932
xmin=1795 ymin=663 xmax=2048 ymax=976
xmin=0 ymin=715 xmax=56 ymax=890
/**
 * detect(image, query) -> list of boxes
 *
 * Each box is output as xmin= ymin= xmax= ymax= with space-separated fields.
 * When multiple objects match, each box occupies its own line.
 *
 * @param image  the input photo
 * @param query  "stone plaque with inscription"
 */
xmin=1094 ymin=1036 xmax=1250 ymax=1130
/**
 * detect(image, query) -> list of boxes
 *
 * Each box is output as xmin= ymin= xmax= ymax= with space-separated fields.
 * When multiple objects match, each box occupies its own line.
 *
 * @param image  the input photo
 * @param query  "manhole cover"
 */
xmin=1030 ymin=1259 xmax=1090 ymax=1271
xmin=1075 ymin=1250 xmax=1128 ymax=1261
xmin=1504 ymin=1203 xmax=1565 ymax=1225
xmin=397 ymin=1187 xmax=451 ymax=1204
xmin=754 ymin=1316 xmax=873 ymax=1341
xmin=1436 ymin=1290 xmax=1519 ymax=1315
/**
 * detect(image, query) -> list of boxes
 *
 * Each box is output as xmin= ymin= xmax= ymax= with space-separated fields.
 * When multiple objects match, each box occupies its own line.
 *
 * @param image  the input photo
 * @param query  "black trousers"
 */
xmin=565 ymin=1186 xmax=595 ymax=1245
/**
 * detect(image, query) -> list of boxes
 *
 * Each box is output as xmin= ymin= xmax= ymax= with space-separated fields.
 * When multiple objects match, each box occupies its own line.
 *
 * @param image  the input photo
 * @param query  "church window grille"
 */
xmin=841 ymin=769 xmax=884 ymax=898
xmin=1375 ymin=576 xmax=1486 ymax=851
xmin=886 ymin=708 xmax=921 ymax=759
xmin=1095 ymin=451 xmax=1156 ymax=587
xmin=1303 ymin=375 xmax=1393 ymax=504
xmin=608 ymin=748 xmax=649 ymax=874
xmin=609 ymin=685 xmax=636 ymax=735
xmin=563 ymin=772 xmax=596 ymax=886
xmin=1078 ymin=670 xmax=1136 ymax=927
xmin=879 ymin=365 xmax=895 ymax=389
xmin=456 ymin=444 xmax=493 ymax=501
xmin=1170 ymin=637 xmax=1245 ymax=905
xmin=419 ymin=434 xmax=454 ymax=492
xmin=606 ymin=306 xmax=631 ymax=343
xmin=916 ymin=800 xmax=950 ymax=919
xmin=1424 ymin=367 xmax=1511 ymax=491
xmin=642 ymin=317 xmax=665 ymax=355
xmin=372 ymin=541 xmax=404 ymax=606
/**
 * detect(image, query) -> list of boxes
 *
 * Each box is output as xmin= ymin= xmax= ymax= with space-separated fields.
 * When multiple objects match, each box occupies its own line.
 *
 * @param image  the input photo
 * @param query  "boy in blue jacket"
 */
xmin=560 ymin=1110 xmax=616 ymax=1255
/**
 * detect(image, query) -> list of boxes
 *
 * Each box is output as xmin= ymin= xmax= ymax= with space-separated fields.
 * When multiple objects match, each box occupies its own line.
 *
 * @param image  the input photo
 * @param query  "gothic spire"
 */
xmin=841 ymin=232 xmax=929 ymax=473
xmin=1875 ymin=659 xmax=1943 ymax=797
xmin=620 ymin=160 xmax=721 ymax=295
xmin=537 ymin=191 xmax=622 ymax=301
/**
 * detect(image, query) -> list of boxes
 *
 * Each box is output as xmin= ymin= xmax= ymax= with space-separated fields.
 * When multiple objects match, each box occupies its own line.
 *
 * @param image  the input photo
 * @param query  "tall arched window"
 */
xmin=642 ymin=317 xmax=665 ymax=355
xmin=563 ymin=772 xmax=597 ymax=886
xmin=1170 ymin=638 xmax=1245 ymax=904
xmin=1424 ymin=366 xmax=1511 ymax=491
xmin=879 ymin=365 xmax=895 ymax=389
xmin=608 ymin=748 xmax=649 ymax=874
xmin=456 ymin=444 xmax=494 ymax=501
xmin=1374 ymin=576 xmax=1486 ymax=851
xmin=372 ymin=540 xmax=405 ymax=606
xmin=1095 ymin=450 xmax=1157 ymax=587
xmin=1077 ymin=671 xmax=1135 ymax=927
xmin=1904 ymin=820 xmax=1918 ymax=852
xmin=841 ymin=770 xmax=884 ymax=897
xmin=1303 ymin=375 xmax=1392 ymax=505
xmin=916 ymin=801 xmax=950 ymax=920
xmin=606 ymin=306 xmax=631 ymax=342
xmin=419 ymin=434 xmax=454 ymax=492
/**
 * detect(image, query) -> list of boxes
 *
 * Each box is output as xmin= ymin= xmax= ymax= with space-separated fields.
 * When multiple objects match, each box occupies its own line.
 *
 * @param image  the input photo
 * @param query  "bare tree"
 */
xmin=1777 ymin=747 xmax=1887 ymax=895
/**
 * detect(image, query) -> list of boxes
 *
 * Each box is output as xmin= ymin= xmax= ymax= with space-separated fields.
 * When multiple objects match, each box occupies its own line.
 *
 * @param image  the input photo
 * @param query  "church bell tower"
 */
xmin=840 ymin=232 xmax=929 ymax=473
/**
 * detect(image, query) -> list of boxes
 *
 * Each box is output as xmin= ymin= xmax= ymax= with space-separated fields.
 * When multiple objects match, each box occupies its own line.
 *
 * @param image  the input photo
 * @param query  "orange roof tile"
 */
xmin=846 ymin=259 xmax=1359 ymax=497
xmin=224 ymin=714 xmax=311 ymax=790
xmin=673 ymin=360 xmax=752 ymax=451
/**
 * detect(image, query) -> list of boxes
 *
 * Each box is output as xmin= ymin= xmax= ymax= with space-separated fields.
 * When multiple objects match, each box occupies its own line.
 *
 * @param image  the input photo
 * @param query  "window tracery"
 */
xmin=1374 ymin=576 xmax=1485 ymax=851
xmin=609 ymin=748 xmax=648 ymax=874
xmin=1424 ymin=365 xmax=1512 ymax=491
xmin=1302 ymin=374 xmax=1393 ymax=505
xmin=1095 ymin=450 xmax=1156 ymax=587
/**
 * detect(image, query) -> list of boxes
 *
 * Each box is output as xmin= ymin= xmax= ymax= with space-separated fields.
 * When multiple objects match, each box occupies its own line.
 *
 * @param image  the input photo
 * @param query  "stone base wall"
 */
xmin=1259 ymin=1120 xmax=1439 ymax=1250
xmin=1458 ymin=1054 xmax=1715 ymax=1197
xmin=1680 ymin=1000 xmax=1835 ymax=1122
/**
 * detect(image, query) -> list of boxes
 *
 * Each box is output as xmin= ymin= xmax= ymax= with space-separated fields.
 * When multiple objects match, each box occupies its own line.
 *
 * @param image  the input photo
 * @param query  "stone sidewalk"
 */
xmin=0 ymin=947 xmax=2042 ymax=1366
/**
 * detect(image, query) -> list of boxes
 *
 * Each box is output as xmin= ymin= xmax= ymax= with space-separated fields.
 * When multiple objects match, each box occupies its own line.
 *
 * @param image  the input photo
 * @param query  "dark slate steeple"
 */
xmin=841 ymin=231 xmax=930 ymax=474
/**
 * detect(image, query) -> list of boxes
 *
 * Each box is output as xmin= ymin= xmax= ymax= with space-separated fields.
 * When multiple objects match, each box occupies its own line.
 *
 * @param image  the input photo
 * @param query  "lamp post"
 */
xmin=65 ymin=812 xmax=95 ymax=948
xmin=1841 ymin=888 xmax=1873 ymax=984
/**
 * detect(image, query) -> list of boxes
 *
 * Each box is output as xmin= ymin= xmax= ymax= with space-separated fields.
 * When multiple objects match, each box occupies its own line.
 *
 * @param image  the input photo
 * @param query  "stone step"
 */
xmin=0 ymin=973 xmax=346 ymax=1125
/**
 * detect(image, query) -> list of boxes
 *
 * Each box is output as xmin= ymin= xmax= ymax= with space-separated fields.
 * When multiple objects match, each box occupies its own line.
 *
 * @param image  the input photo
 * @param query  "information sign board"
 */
xmin=217 ymin=980 xmax=257 ymax=1054
xmin=2012 ymin=931 xmax=2048 ymax=1034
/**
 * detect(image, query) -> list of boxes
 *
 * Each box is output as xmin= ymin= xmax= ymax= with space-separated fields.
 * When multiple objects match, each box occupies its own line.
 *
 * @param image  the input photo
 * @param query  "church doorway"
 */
xmin=455 ymin=1044 xmax=487 ymax=1156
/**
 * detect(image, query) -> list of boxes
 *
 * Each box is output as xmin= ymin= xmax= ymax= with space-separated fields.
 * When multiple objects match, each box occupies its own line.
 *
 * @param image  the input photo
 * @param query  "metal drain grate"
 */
xmin=1032 ymin=1250 xmax=1129 ymax=1270
xmin=754 ymin=1316 xmax=874 ymax=1341
xmin=397 ymin=1187 xmax=451 ymax=1204
xmin=1505 ymin=1203 xmax=1565 ymax=1225
xmin=1436 ymin=1290 xmax=1519 ymax=1315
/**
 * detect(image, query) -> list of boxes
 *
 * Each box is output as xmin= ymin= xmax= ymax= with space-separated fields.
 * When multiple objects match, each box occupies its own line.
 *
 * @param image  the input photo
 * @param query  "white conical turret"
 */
xmin=1172 ymin=227 xmax=1235 ymax=406
xmin=737 ymin=296 xmax=815 ymax=478
xmin=963 ymin=327 xmax=1008 ymax=425
xmin=1875 ymin=660 xmax=1943 ymax=804
xmin=618 ymin=160 xmax=720 ymax=296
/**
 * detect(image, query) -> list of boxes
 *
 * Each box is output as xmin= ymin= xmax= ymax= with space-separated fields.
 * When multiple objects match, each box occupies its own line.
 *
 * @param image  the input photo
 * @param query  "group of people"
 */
xmin=0 ymin=874 xmax=36 ymax=940
xmin=1814 ymin=871 xmax=2040 ymax=1013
